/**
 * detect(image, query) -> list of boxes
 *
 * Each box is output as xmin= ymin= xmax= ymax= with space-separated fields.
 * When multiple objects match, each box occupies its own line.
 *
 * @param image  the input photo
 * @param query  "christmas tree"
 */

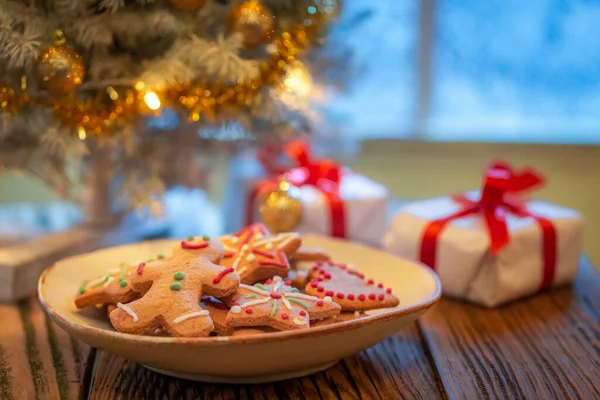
xmin=0 ymin=0 xmax=346 ymax=218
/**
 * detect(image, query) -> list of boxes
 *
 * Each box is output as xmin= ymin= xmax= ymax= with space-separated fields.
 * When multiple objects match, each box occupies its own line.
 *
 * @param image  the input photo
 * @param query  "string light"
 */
xmin=144 ymin=91 xmax=161 ymax=111
xmin=77 ymin=125 xmax=87 ymax=140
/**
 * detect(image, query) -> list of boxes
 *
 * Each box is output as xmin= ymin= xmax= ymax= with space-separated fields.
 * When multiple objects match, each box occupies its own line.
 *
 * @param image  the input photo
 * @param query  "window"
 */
xmin=326 ymin=0 xmax=600 ymax=144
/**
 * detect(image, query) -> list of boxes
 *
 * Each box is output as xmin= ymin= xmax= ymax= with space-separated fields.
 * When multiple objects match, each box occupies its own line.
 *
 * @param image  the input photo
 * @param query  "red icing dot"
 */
xmin=368 ymin=293 xmax=376 ymax=300
xmin=317 ymin=277 xmax=324 ymax=282
xmin=358 ymin=294 xmax=366 ymax=301
xmin=336 ymin=292 xmax=344 ymax=299
xmin=377 ymin=283 xmax=384 ymax=288
xmin=386 ymin=288 xmax=392 ymax=294
xmin=378 ymin=294 xmax=385 ymax=300
xmin=316 ymin=261 xmax=324 ymax=266
xmin=284 ymin=280 xmax=291 ymax=286
xmin=347 ymin=294 xmax=355 ymax=300
xmin=281 ymin=313 xmax=289 ymax=320
xmin=339 ymin=264 xmax=347 ymax=270
xmin=317 ymin=287 xmax=325 ymax=293
xmin=265 ymin=279 xmax=273 ymax=284
xmin=310 ymin=282 xmax=318 ymax=288
xmin=325 ymin=290 xmax=334 ymax=296
xmin=136 ymin=262 xmax=146 ymax=275
xmin=358 ymin=273 xmax=365 ymax=279
xmin=299 ymin=310 xmax=307 ymax=316
xmin=319 ymin=270 xmax=325 ymax=275
xmin=316 ymin=300 xmax=324 ymax=307
xmin=324 ymin=273 xmax=331 ymax=279
xmin=245 ymin=308 xmax=253 ymax=314
xmin=367 ymin=278 xmax=374 ymax=285
xmin=233 ymin=301 xmax=240 ymax=306
xmin=312 ymin=265 xmax=320 ymax=271
xmin=270 ymin=292 xmax=282 ymax=299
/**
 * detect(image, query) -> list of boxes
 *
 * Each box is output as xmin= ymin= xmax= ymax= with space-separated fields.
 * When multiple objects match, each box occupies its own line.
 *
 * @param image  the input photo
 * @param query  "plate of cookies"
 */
xmin=39 ymin=224 xmax=441 ymax=383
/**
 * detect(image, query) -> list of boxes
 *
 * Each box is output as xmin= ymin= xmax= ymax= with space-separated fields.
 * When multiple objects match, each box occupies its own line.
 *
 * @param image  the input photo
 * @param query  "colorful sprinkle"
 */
xmin=284 ymin=280 xmax=291 ymax=286
xmin=119 ymin=280 xmax=128 ymax=288
xmin=299 ymin=310 xmax=307 ymax=316
xmin=324 ymin=273 xmax=331 ymax=279
xmin=316 ymin=300 xmax=324 ymax=307
xmin=368 ymin=279 xmax=374 ymax=285
xmin=245 ymin=308 xmax=253 ymax=314
xmin=310 ymin=282 xmax=318 ymax=288
xmin=336 ymin=293 xmax=345 ymax=299
xmin=348 ymin=294 xmax=355 ymax=300
xmin=187 ymin=235 xmax=195 ymax=241
xmin=91 ymin=275 xmax=110 ymax=288
xmin=317 ymin=287 xmax=325 ymax=293
xmin=378 ymin=283 xmax=384 ymax=288
xmin=386 ymin=288 xmax=392 ymax=294
xmin=255 ymin=283 xmax=269 ymax=292
xmin=231 ymin=305 xmax=242 ymax=314
xmin=78 ymin=280 xmax=88 ymax=295
xmin=325 ymin=290 xmax=334 ymax=297
xmin=270 ymin=300 xmax=278 ymax=317
xmin=324 ymin=296 xmax=333 ymax=303
xmin=78 ymin=287 xmax=86 ymax=295
xmin=146 ymin=258 xmax=154 ymax=263
xmin=174 ymin=271 xmax=185 ymax=280
xmin=368 ymin=293 xmax=376 ymax=300
xmin=202 ymin=235 xmax=210 ymax=240
xmin=157 ymin=254 xmax=165 ymax=260
xmin=378 ymin=294 xmax=385 ymax=300
xmin=136 ymin=262 xmax=145 ymax=275
xmin=247 ymin=294 xmax=259 ymax=299
xmin=288 ymin=298 xmax=310 ymax=310
xmin=281 ymin=313 xmax=289 ymax=320
xmin=212 ymin=267 xmax=235 ymax=284
xmin=290 ymin=288 xmax=300 ymax=293
xmin=265 ymin=279 xmax=273 ymax=284
xmin=270 ymin=292 xmax=282 ymax=299
xmin=119 ymin=267 xmax=127 ymax=281
xmin=358 ymin=294 xmax=366 ymax=301
xmin=170 ymin=282 xmax=182 ymax=291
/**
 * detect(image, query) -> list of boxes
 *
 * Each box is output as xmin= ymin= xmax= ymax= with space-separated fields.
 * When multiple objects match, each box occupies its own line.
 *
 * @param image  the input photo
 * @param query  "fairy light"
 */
xmin=283 ymin=61 xmax=313 ymax=97
xmin=144 ymin=91 xmax=161 ymax=111
xmin=77 ymin=125 xmax=87 ymax=140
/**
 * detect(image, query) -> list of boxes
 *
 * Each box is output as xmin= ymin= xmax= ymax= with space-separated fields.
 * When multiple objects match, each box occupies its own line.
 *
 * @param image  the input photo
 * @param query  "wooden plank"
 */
xmin=0 ymin=303 xmax=36 ymax=400
xmin=419 ymin=257 xmax=600 ymax=400
xmin=88 ymin=324 xmax=441 ymax=399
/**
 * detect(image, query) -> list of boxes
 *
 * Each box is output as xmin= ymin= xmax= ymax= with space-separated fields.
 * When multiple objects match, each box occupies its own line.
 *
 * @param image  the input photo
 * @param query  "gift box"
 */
xmin=383 ymin=162 xmax=584 ymax=307
xmin=224 ymin=142 xmax=389 ymax=246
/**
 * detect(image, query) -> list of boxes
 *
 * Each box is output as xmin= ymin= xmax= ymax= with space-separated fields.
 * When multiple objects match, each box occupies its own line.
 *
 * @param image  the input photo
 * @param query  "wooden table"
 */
xmin=1 ymin=257 xmax=598 ymax=400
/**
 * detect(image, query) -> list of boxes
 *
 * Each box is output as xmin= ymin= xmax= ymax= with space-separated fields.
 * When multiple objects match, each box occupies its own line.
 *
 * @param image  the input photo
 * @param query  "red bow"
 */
xmin=419 ymin=161 xmax=557 ymax=291
xmin=245 ymin=141 xmax=347 ymax=237
xmin=284 ymin=141 xmax=342 ymax=192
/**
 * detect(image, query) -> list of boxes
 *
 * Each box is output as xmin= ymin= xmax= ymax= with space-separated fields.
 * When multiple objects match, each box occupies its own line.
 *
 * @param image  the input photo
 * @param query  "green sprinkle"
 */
xmin=202 ymin=235 xmax=210 ymax=240
xmin=78 ymin=287 xmax=85 ymax=295
xmin=157 ymin=254 xmax=165 ymax=260
xmin=187 ymin=235 xmax=195 ymax=241
xmin=147 ymin=258 xmax=154 ymax=263
xmin=290 ymin=287 xmax=300 ymax=293
xmin=91 ymin=275 xmax=110 ymax=289
xmin=119 ymin=280 xmax=128 ymax=288
xmin=170 ymin=282 xmax=182 ymax=291
xmin=247 ymin=294 xmax=259 ymax=299
xmin=174 ymin=271 xmax=185 ymax=280
xmin=78 ymin=280 xmax=88 ymax=295
xmin=270 ymin=300 xmax=278 ymax=317
xmin=255 ymin=283 xmax=269 ymax=291
xmin=118 ymin=266 xmax=127 ymax=281
xmin=288 ymin=298 xmax=310 ymax=311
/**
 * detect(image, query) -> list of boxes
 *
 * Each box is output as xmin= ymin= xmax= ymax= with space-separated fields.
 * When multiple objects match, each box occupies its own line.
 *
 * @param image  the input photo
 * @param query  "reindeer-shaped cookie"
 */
xmin=109 ymin=236 xmax=240 ymax=337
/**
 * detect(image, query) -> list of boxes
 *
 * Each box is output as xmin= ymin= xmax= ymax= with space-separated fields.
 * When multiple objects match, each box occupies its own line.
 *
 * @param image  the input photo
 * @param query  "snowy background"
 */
xmin=329 ymin=0 xmax=600 ymax=144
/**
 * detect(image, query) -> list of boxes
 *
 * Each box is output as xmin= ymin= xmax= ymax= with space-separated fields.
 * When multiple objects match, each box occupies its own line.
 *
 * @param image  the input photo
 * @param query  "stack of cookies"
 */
xmin=74 ymin=223 xmax=400 ymax=338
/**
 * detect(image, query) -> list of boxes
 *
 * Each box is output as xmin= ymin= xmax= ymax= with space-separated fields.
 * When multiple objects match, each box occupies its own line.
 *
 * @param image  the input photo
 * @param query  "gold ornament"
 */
xmin=228 ymin=0 xmax=275 ymax=48
xmin=259 ymin=180 xmax=303 ymax=233
xmin=169 ymin=0 xmax=207 ymax=11
xmin=37 ymin=30 xmax=85 ymax=97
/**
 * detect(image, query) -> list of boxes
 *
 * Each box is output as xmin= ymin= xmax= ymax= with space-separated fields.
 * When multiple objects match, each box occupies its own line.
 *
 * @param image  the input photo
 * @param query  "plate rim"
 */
xmin=38 ymin=236 xmax=441 ymax=346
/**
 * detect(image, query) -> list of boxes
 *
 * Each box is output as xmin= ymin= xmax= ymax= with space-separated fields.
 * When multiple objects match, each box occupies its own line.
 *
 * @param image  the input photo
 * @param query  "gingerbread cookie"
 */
xmin=75 ymin=259 xmax=155 ymax=309
xmin=290 ymin=246 xmax=331 ymax=262
xmin=305 ymin=261 xmax=399 ymax=311
xmin=109 ymin=237 xmax=240 ymax=337
xmin=225 ymin=276 xmax=341 ymax=331
xmin=220 ymin=223 xmax=302 ymax=284
xmin=200 ymin=296 xmax=232 ymax=336
xmin=285 ymin=268 xmax=309 ymax=289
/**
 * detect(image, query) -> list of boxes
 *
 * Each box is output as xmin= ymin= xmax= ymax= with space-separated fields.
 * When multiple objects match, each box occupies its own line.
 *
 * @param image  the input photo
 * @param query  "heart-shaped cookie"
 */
xmin=305 ymin=261 xmax=399 ymax=311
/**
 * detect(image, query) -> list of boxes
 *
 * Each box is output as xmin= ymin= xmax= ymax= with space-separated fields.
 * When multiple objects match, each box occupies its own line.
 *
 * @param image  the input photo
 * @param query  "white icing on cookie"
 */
xmin=231 ymin=305 xmax=242 ymax=314
xmin=117 ymin=302 xmax=138 ymax=322
xmin=173 ymin=310 xmax=210 ymax=324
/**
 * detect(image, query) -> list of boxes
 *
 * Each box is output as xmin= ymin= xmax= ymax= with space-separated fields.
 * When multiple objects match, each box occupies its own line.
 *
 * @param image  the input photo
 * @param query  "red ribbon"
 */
xmin=419 ymin=161 xmax=558 ymax=291
xmin=245 ymin=141 xmax=347 ymax=237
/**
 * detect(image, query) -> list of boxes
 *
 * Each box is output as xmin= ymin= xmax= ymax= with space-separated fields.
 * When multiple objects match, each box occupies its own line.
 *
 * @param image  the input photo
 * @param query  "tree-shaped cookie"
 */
xmin=225 ymin=276 xmax=341 ymax=331
xmin=75 ymin=254 xmax=167 ymax=309
xmin=109 ymin=236 xmax=240 ymax=337
xmin=220 ymin=223 xmax=302 ymax=284
xmin=305 ymin=261 xmax=399 ymax=311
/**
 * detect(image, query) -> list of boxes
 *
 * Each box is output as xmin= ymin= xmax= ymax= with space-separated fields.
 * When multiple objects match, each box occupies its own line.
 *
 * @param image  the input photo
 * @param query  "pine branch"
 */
xmin=88 ymin=53 xmax=136 ymax=80
xmin=98 ymin=0 xmax=126 ymax=14
xmin=108 ymin=10 xmax=185 ymax=42
xmin=1 ymin=24 xmax=43 ymax=69
xmin=68 ymin=16 xmax=115 ymax=50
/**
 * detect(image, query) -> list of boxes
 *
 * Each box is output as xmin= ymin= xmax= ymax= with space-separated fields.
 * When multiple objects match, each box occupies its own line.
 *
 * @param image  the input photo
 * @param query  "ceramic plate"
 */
xmin=39 ymin=235 xmax=441 ymax=384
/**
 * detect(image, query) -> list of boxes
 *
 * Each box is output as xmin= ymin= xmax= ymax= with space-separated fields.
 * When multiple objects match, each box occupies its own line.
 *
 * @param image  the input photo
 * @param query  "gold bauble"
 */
xmin=228 ymin=1 xmax=275 ymax=48
xmin=169 ymin=0 xmax=207 ymax=11
xmin=259 ymin=181 xmax=303 ymax=233
xmin=37 ymin=31 xmax=85 ymax=97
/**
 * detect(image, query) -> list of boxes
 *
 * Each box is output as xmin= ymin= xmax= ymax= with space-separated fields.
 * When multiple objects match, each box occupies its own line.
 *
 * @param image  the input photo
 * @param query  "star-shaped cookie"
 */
xmin=220 ymin=223 xmax=302 ymax=284
xmin=225 ymin=276 xmax=341 ymax=331
xmin=305 ymin=261 xmax=399 ymax=311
